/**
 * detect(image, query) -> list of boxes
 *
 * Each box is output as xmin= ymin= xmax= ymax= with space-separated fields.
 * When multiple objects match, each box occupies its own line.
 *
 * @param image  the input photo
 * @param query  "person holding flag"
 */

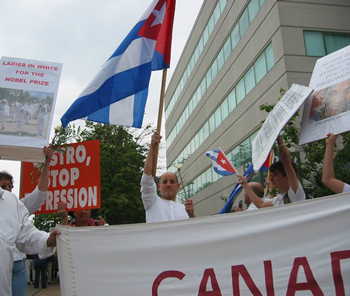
xmin=140 ymin=132 xmax=195 ymax=222
xmin=237 ymin=133 xmax=305 ymax=208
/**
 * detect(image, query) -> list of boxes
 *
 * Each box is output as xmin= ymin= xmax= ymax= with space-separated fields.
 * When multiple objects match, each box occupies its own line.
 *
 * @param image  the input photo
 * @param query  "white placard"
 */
xmin=252 ymin=84 xmax=313 ymax=172
xmin=299 ymin=45 xmax=350 ymax=145
xmin=0 ymin=56 xmax=62 ymax=162
xmin=57 ymin=193 xmax=350 ymax=296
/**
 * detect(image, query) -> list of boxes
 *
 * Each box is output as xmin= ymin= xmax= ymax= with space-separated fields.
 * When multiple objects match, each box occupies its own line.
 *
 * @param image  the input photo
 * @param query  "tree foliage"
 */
xmin=260 ymin=89 xmax=350 ymax=199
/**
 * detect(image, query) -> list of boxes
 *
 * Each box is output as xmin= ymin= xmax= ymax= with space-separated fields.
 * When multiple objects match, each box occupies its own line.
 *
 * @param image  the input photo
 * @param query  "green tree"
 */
xmin=260 ymin=89 xmax=350 ymax=199
xmin=33 ymin=122 xmax=154 ymax=228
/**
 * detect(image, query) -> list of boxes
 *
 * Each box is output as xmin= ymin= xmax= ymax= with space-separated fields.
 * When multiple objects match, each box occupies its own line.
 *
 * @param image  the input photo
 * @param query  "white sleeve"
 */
xmin=20 ymin=186 xmax=47 ymax=214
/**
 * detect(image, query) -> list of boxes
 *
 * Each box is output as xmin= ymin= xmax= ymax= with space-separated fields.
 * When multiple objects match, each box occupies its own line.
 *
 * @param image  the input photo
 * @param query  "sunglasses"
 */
xmin=1 ymin=184 xmax=14 ymax=190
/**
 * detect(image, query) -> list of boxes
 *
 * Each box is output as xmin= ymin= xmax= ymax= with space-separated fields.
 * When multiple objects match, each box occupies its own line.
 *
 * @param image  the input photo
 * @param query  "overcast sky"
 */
xmin=0 ymin=0 xmax=203 ymax=197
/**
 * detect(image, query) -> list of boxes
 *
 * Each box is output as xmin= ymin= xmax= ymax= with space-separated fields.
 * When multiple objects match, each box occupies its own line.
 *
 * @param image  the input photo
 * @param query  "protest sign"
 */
xmin=252 ymin=84 xmax=313 ymax=172
xmin=20 ymin=140 xmax=100 ymax=214
xmin=300 ymin=45 xmax=350 ymax=145
xmin=0 ymin=56 xmax=62 ymax=162
xmin=57 ymin=193 xmax=350 ymax=295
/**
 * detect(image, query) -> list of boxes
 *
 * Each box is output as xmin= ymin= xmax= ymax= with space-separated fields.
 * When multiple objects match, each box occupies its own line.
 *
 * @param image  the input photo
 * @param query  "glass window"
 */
xmin=208 ymin=17 xmax=215 ymax=36
xmin=254 ymin=52 xmax=267 ymax=83
xmin=213 ymin=5 xmax=221 ymax=23
xmin=205 ymin=170 xmax=212 ymax=186
xmin=214 ymin=107 xmax=222 ymax=127
xmin=221 ymin=98 xmax=229 ymax=120
xmin=212 ymin=169 xmax=219 ymax=182
xmin=304 ymin=31 xmax=325 ymax=56
xmin=209 ymin=114 xmax=216 ymax=133
xmin=200 ymin=79 xmax=207 ymax=97
xmin=227 ymin=89 xmax=237 ymax=112
xmin=223 ymin=38 xmax=232 ymax=61
xmin=198 ymin=37 xmax=204 ymax=54
xmin=239 ymin=9 xmax=249 ymax=37
xmin=211 ymin=59 xmax=219 ymax=80
xmin=259 ymin=0 xmax=266 ymax=5
xmin=244 ymin=67 xmax=256 ymax=94
xmin=203 ymin=26 xmax=209 ymax=44
xmin=194 ymin=134 xmax=199 ymax=150
xmin=240 ymin=138 xmax=251 ymax=163
xmin=206 ymin=71 xmax=212 ymax=88
xmin=265 ymin=44 xmax=274 ymax=71
xmin=236 ymin=79 xmax=246 ymax=104
xmin=325 ymin=34 xmax=350 ymax=54
xmin=198 ymin=127 xmax=204 ymax=145
xmin=231 ymin=25 xmax=240 ymax=49
xmin=203 ymin=121 xmax=209 ymax=139
xmin=217 ymin=49 xmax=225 ymax=71
xmin=248 ymin=0 xmax=260 ymax=22
xmin=231 ymin=146 xmax=241 ymax=168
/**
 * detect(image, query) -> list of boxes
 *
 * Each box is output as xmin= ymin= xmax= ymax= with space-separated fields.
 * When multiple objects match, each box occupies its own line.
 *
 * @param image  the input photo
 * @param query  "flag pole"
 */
xmin=264 ymin=150 xmax=274 ymax=196
xmin=152 ymin=68 xmax=168 ymax=177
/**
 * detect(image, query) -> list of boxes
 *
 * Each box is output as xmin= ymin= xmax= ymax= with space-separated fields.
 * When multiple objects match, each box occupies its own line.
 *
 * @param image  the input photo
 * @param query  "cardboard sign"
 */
xmin=0 ymin=56 xmax=62 ymax=162
xmin=20 ymin=140 xmax=100 ymax=214
xmin=300 ymin=45 xmax=350 ymax=145
xmin=252 ymin=84 xmax=313 ymax=172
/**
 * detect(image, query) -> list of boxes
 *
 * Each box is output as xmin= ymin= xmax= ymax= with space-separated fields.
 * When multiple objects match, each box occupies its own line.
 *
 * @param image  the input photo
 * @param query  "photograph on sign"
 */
xmin=300 ymin=45 xmax=350 ymax=145
xmin=0 ymin=56 xmax=62 ymax=162
xmin=252 ymin=84 xmax=313 ymax=172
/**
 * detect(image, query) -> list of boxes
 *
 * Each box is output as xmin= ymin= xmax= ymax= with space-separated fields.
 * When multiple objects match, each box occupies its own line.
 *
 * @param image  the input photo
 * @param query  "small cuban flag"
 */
xmin=206 ymin=148 xmax=238 ymax=176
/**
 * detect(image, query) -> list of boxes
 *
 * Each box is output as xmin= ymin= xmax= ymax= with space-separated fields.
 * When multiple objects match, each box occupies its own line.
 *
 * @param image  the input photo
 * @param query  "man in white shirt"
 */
xmin=140 ymin=132 xmax=195 ymax=222
xmin=0 ymin=188 xmax=60 ymax=296
xmin=0 ymin=145 xmax=53 ymax=295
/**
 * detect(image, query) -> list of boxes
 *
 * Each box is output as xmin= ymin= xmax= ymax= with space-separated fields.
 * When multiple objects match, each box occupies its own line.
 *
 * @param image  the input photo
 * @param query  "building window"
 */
xmin=304 ymin=31 xmax=350 ymax=57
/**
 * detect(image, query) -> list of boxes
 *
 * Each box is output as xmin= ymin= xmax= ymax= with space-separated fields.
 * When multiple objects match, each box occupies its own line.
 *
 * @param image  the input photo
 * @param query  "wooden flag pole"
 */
xmin=264 ymin=150 xmax=274 ymax=196
xmin=152 ymin=68 xmax=168 ymax=177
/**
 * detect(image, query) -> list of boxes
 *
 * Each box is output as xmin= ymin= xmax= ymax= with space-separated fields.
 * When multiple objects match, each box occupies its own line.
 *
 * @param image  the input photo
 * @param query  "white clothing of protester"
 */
xmin=246 ymin=197 xmax=272 ymax=211
xmin=13 ymin=187 xmax=47 ymax=261
xmin=342 ymin=183 xmax=350 ymax=193
xmin=140 ymin=173 xmax=189 ymax=223
xmin=0 ymin=188 xmax=54 ymax=296
xmin=270 ymin=181 xmax=305 ymax=206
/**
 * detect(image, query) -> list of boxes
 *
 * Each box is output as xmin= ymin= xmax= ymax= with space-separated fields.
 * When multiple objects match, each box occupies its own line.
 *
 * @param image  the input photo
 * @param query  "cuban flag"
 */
xmin=61 ymin=0 xmax=176 ymax=129
xmin=206 ymin=148 xmax=238 ymax=176
xmin=219 ymin=150 xmax=274 ymax=214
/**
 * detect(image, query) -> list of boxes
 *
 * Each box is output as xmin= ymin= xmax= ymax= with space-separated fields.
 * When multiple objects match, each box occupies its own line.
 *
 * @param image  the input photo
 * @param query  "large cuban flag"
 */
xmin=61 ymin=0 xmax=176 ymax=128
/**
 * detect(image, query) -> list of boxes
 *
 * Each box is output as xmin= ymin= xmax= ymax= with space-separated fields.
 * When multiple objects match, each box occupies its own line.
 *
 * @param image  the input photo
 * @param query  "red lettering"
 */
xmin=331 ymin=250 xmax=350 ymax=296
xmin=29 ymin=80 xmax=49 ymax=86
xmin=287 ymin=257 xmax=323 ymax=295
xmin=264 ymin=261 xmax=275 ymax=296
xmin=231 ymin=265 xmax=263 ymax=296
xmin=198 ymin=268 xmax=222 ymax=296
xmin=152 ymin=270 xmax=185 ymax=296
xmin=4 ymin=77 xmax=27 ymax=83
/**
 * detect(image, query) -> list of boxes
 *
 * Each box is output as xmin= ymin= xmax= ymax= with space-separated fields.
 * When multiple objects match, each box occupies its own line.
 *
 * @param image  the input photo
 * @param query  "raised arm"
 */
xmin=322 ymin=133 xmax=344 ymax=193
xmin=57 ymin=202 xmax=69 ymax=225
xmin=277 ymin=135 xmax=299 ymax=194
xmin=144 ymin=132 xmax=161 ymax=176
xmin=38 ymin=145 xmax=53 ymax=192
xmin=237 ymin=175 xmax=272 ymax=208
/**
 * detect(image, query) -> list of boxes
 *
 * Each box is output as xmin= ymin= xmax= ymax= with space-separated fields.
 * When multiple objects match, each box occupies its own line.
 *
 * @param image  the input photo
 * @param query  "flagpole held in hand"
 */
xmin=152 ymin=68 xmax=168 ymax=177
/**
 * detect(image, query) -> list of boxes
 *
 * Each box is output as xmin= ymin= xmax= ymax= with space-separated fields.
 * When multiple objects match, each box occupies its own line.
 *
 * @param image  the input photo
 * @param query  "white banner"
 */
xmin=300 ymin=45 xmax=350 ymax=145
xmin=57 ymin=193 xmax=350 ymax=296
xmin=0 ymin=56 xmax=62 ymax=162
xmin=252 ymin=84 xmax=313 ymax=172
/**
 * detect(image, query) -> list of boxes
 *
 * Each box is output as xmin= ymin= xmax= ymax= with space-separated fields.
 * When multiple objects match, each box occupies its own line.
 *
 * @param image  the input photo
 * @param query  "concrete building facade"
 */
xmin=164 ymin=0 xmax=350 ymax=216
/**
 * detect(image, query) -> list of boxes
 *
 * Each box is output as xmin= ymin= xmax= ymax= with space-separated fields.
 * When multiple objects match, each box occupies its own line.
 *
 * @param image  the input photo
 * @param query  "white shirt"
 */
xmin=0 ymin=188 xmax=53 ymax=296
xmin=342 ymin=183 xmax=350 ymax=193
xmin=13 ymin=186 xmax=47 ymax=261
xmin=271 ymin=181 xmax=305 ymax=206
xmin=140 ymin=173 xmax=189 ymax=223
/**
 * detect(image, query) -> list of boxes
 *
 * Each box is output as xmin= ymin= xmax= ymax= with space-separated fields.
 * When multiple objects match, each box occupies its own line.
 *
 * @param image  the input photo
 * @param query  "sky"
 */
xmin=0 ymin=0 xmax=204 ymax=197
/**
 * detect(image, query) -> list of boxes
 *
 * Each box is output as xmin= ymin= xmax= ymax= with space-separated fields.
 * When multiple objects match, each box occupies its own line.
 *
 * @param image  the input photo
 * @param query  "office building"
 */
xmin=164 ymin=0 xmax=350 ymax=216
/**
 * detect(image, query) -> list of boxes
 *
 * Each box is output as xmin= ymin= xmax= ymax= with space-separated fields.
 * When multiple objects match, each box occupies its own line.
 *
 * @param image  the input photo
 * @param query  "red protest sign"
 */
xmin=20 ymin=140 xmax=100 ymax=214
